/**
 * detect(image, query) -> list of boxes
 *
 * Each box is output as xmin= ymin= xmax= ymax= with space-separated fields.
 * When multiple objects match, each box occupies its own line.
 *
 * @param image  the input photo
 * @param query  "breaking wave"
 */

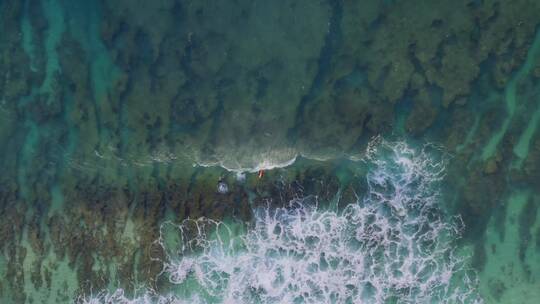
xmin=79 ymin=139 xmax=482 ymax=303
xmin=193 ymin=147 xmax=299 ymax=173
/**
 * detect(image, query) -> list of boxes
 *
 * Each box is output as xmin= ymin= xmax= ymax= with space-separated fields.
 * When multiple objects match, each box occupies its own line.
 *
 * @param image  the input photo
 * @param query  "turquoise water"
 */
xmin=1 ymin=0 xmax=540 ymax=303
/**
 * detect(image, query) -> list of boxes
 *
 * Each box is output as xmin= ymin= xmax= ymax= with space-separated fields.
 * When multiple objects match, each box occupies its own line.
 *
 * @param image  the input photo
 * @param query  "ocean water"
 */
xmin=1 ymin=0 xmax=540 ymax=303
xmin=81 ymin=140 xmax=481 ymax=303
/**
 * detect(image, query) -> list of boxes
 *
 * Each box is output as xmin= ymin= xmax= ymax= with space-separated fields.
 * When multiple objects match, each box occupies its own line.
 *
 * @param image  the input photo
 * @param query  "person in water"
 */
xmin=217 ymin=180 xmax=229 ymax=194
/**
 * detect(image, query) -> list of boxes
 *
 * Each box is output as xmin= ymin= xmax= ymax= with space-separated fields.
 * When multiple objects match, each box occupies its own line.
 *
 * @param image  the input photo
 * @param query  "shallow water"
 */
xmin=1 ymin=0 xmax=540 ymax=303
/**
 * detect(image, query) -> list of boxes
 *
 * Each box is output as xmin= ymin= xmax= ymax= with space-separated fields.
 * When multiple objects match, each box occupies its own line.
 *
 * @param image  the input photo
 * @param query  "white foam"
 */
xmin=80 ymin=139 xmax=482 ymax=304
xmin=78 ymin=288 xmax=201 ymax=304
xmin=193 ymin=150 xmax=299 ymax=174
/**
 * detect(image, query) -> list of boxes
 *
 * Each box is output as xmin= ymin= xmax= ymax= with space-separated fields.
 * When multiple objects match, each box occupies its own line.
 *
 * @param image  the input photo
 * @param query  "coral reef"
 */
xmin=1 ymin=0 xmax=540 ymax=302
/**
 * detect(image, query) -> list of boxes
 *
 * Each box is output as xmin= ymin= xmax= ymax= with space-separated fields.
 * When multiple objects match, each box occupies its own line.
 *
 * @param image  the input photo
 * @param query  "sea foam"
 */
xmin=80 ymin=139 xmax=482 ymax=304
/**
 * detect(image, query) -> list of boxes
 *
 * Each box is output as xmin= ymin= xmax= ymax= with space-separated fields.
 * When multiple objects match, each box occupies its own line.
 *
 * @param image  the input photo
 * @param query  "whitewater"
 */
xmin=79 ymin=139 xmax=482 ymax=304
